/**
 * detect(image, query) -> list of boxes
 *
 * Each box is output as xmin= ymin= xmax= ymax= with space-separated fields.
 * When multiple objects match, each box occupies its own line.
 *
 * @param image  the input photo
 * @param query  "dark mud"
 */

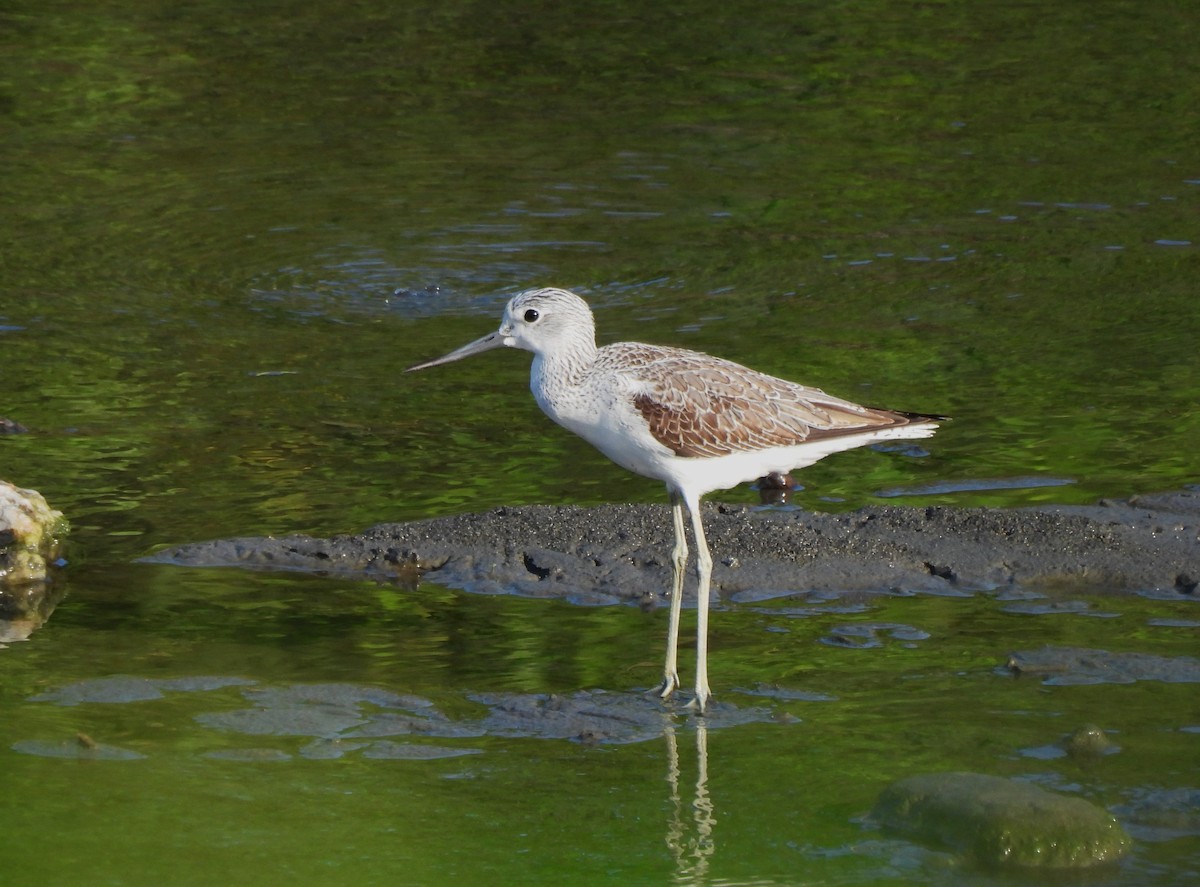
xmin=1004 ymin=647 xmax=1200 ymax=684
xmin=146 ymin=490 xmax=1200 ymax=605
xmin=19 ymin=676 xmax=774 ymax=755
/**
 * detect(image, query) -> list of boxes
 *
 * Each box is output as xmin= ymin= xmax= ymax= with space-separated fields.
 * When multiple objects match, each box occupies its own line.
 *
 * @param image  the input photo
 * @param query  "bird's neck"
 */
xmin=530 ymin=339 xmax=597 ymax=413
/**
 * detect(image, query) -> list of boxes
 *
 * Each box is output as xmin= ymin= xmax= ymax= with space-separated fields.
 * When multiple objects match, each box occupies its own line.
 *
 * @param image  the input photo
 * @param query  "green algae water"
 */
xmin=2 ymin=1 xmax=1198 ymax=884
xmin=4 ymin=566 xmax=1197 ymax=885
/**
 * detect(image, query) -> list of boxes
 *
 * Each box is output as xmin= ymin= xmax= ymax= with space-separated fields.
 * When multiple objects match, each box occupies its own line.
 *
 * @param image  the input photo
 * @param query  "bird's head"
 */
xmin=406 ymin=287 xmax=596 ymax=371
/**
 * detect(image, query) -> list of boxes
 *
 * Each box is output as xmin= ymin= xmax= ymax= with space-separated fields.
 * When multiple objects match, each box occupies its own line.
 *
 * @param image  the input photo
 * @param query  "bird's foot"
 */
xmin=685 ymin=686 xmax=713 ymax=715
xmin=654 ymin=672 xmax=680 ymax=701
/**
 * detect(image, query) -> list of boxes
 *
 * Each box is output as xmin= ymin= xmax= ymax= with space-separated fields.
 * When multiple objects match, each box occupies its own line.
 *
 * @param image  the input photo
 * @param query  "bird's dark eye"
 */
xmin=524 ymin=309 xmax=539 ymax=323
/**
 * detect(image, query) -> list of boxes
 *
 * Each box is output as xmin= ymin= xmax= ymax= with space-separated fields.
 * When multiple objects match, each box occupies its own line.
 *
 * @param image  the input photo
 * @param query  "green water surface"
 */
xmin=2 ymin=1 xmax=1198 ymax=884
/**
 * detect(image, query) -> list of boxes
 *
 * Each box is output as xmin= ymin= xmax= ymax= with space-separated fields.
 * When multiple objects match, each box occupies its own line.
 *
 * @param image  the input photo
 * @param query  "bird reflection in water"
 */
xmin=663 ymin=719 xmax=716 ymax=883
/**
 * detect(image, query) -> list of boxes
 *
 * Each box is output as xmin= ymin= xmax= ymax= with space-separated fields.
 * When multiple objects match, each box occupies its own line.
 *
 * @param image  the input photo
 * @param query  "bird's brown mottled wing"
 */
xmin=606 ymin=343 xmax=933 ymax=458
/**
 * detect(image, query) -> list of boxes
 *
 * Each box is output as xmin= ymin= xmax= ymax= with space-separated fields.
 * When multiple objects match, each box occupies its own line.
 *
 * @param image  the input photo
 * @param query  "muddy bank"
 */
xmin=145 ymin=490 xmax=1200 ymax=605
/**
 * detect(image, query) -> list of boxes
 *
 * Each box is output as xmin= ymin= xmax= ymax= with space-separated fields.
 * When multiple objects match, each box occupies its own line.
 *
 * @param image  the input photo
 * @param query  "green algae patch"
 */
xmin=872 ymin=772 xmax=1131 ymax=869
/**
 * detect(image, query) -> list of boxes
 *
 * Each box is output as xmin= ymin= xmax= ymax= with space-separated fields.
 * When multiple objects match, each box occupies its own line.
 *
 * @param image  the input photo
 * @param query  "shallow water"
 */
xmin=5 ymin=565 xmax=1199 ymax=884
xmin=2 ymin=1 xmax=1199 ymax=884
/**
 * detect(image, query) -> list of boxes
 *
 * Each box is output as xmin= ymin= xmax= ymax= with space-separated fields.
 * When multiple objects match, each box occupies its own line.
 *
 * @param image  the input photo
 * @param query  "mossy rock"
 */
xmin=0 ymin=481 xmax=68 ymax=587
xmin=872 ymin=772 xmax=1131 ymax=869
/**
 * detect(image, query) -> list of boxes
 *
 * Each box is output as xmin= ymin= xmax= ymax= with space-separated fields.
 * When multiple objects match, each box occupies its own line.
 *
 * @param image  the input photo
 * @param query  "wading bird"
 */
xmin=407 ymin=287 xmax=942 ymax=712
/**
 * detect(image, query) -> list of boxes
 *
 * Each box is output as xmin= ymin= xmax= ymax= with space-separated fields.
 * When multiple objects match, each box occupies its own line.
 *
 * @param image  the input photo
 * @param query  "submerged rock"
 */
xmin=872 ymin=772 xmax=1131 ymax=869
xmin=1016 ymin=724 xmax=1120 ymax=763
xmin=1064 ymin=724 xmax=1117 ymax=760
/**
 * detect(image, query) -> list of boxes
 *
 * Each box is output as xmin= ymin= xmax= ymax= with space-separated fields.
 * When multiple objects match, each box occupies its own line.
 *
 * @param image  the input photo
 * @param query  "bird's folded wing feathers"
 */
xmin=608 ymin=345 xmax=919 ymax=458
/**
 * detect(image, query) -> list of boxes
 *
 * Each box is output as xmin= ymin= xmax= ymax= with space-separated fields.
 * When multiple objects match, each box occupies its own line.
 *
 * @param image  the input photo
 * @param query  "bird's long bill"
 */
xmin=405 ymin=330 xmax=504 ymax=372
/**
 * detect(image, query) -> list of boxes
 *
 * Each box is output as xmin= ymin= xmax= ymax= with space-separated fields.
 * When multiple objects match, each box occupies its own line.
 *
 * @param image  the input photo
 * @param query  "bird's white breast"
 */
xmin=531 ymin=352 xmax=677 ymax=481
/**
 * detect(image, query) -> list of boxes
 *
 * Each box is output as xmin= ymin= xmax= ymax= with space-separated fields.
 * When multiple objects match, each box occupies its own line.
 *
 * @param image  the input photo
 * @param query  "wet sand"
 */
xmin=147 ymin=489 xmax=1200 ymax=605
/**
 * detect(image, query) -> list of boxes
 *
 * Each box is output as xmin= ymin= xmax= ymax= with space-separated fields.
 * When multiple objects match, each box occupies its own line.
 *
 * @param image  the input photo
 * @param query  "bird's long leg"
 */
xmin=683 ymin=492 xmax=713 ymax=713
xmin=656 ymin=489 xmax=687 ymax=700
